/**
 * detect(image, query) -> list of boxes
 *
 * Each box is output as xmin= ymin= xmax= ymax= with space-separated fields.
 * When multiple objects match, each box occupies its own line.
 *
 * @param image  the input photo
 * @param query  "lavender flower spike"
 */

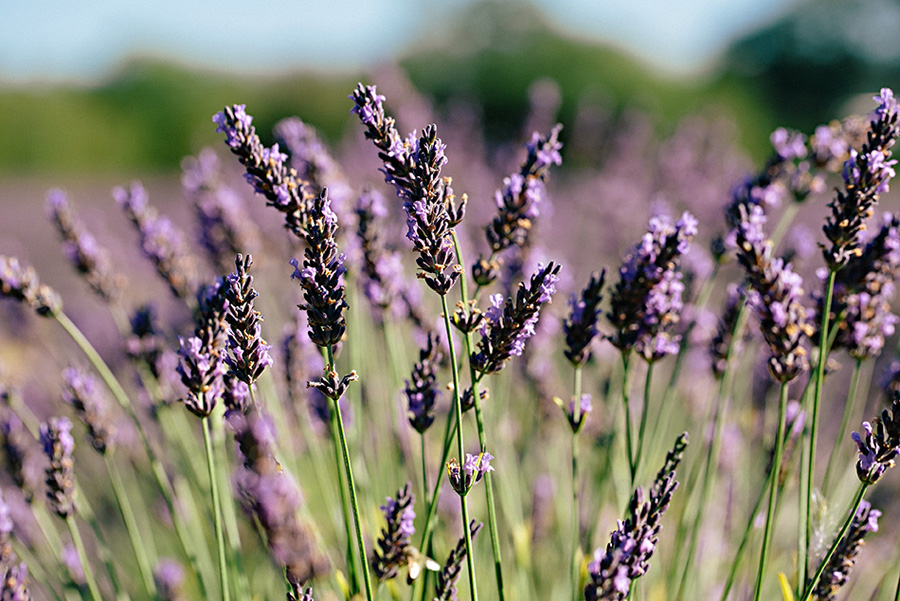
xmin=0 ymin=255 xmax=62 ymax=317
xmin=406 ymin=331 xmax=443 ymax=434
xmin=808 ymin=500 xmax=880 ymax=601
xmin=224 ymin=254 xmax=273 ymax=384
xmin=154 ymin=559 xmax=187 ymax=601
xmin=40 ymin=417 xmax=77 ymax=519
xmin=176 ymin=280 xmax=230 ymax=418
xmin=472 ymin=262 xmax=561 ymax=375
xmin=290 ymin=190 xmax=348 ymax=348
xmin=214 ymin=104 xmax=314 ymax=240
xmin=46 ymin=189 xmax=122 ymax=302
xmin=564 ymin=270 xmax=606 ymax=368
xmin=62 ymin=367 xmax=115 ymax=455
xmin=584 ymin=433 xmax=688 ymax=601
xmin=448 ymin=451 xmax=494 ymax=496
xmin=433 ymin=520 xmax=483 ymax=601
xmin=1 ymin=562 xmax=32 ymax=601
xmin=851 ymin=393 xmax=900 ymax=484
xmin=373 ymin=482 xmax=416 ymax=581
xmin=823 ymin=88 xmax=899 ymax=269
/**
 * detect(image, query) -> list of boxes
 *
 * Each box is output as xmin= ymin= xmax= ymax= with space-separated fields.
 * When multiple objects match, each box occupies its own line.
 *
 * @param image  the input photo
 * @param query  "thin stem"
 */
xmin=634 ymin=362 xmax=654 ymax=483
xmin=804 ymin=268 xmax=837 ymax=586
xmin=798 ymin=481 xmax=869 ymax=601
xmin=752 ymin=381 xmax=789 ymax=601
xmin=65 ymin=516 xmax=103 ymax=601
xmin=202 ymin=416 xmax=231 ymax=601
xmin=104 ymin=452 xmax=156 ymax=597
xmin=420 ymin=435 xmax=430 ymax=504
xmin=327 ymin=345 xmax=375 ymax=601
xmin=822 ymin=358 xmax=863 ymax=494
xmin=572 ymin=365 xmax=583 ymax=601
xmin=621 ymin=352 xmax=636 ymax=487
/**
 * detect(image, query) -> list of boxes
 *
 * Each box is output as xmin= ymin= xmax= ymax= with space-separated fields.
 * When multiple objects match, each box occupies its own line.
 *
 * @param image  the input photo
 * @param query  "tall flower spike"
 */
xmin=40 ymin=417 xmax=77 ymax=519
xmin=483 ymin=124 xmax=564 ymax=255
xmin=584 ymin=433 xmax=688 ymax=601
xmin=734 ymin=203 xmax=812 ymax=381
xmin=472 ymin=262 xmax=561 ymax=375
xmin=124 ymin=304 xmax=166 ymax=378
xmin=62 ymin=367 xmax=115 ymax=455
xmin=823 ymin=88 xmax=900 ymax=270
xmin=433 ymin=520 xmax=483 ymax=601
xmin=808 ymin=500 xmax=880 ymax=601
xmin=373 ymin=482 xmax=416 ymax=581
xmin=564 ymin=270 xmax=606 ymax=367
xmin=224 ymin=254 xmax=273 ymax=384
xmin=46 ymin=189 xmax=122 ymax=302
xmin=354 ymin=188 xmax=406 ymax=315
xmin=182 ymin=148 xmax=260 ymax=273
xmin=291 ymin=190 xmax=348 ymax=348
xmin=115 ymin=181 xmax=198 ymax=299
xmin=214 ymin=104 xmax=315 ymax=240
xmin=275 ymin=117 xmax=352 ymax=208
xmin=607 ymin=212 xmax=697 ymax=358
xmin=176 ymin=280 xmax=230 ymax=418
xmin=0 ymin=411 xmax=40 ymax=503
xmin=0 ymin=255 xmax=62 ymax=317
xmin=350 ymin=83 xmax=464 ymax=296
xmin=851 ymin=393 xmax=900 ymax=484
xmin=406 ymin=331 xmax=443 ymax=434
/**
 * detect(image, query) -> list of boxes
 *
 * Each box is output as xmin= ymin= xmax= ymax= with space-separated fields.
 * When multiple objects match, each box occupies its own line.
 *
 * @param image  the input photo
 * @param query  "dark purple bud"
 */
xmin=40 ymin=417 xmax=77 ymax=519
xmin=433 ymin=520 xmax=483 ymax=601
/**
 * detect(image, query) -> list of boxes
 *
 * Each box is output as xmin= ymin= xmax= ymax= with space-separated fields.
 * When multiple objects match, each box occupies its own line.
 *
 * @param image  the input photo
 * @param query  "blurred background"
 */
xmin=2 ymin=0 xmax=899 ymax=176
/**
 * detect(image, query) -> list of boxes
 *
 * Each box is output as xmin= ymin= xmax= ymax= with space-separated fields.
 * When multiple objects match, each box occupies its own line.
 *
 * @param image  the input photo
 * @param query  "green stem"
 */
xmin=798 ymin=481 xmax=869 ymax=601
xmin=822 ymin=358 xmax=863 ymax=494
xmin=104 ymin=452 xmax=156 ymax=598
xmin=752 ymin=381 xmax=789 ymax=601
xmin=420 ymin=435 xmax=429 ymax=505
xmin=621 ymin=352 xmax=636 ymax=487
xmin=633 ymin=362 xmax=654 ymax=483
xmin=327 ymin=345 xmax=375 ymax=601
xmin=65 ymin=516 xmax=103 ymax=601
xmin=202 ymin=416 xmax=231 ymax=601
xmin=571 ymin=365 xmax=583 ymax=601
xmin=804 ymin=268 xmax=836 ymax=586
xmin=440 ymin=294 xmax=479 ymax=601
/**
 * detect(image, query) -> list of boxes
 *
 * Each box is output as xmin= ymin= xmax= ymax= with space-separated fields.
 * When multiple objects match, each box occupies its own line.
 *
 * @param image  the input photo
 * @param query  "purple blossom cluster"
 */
xmin=0 ymin=412 xmax=40 ymax=503
xmin=353 ymin=189 xmax=407 ymax=315
xmin=471 ymin=262 xmax=560 ymax=374
xmin=733 ymin=204 xmax=812 ymax=381
xmin=823 ymin=88 xmax=900 ymax=269
xmin=39 ymin=417 xmax=76 ymax=519
xmin=154 ymin=559 xmax=187 ymax=601
xmin=851 ymin=394 xmax=900 ymax=484
xmin=223 ymin=254 xmax=273 ymax=385
xmin=563 ymin=270 xmax=606 ymax=367
xmin=809 ymin=500 xmax=881 ymax=601
xmin=46 ymin=189 xmax=121 ymax=302
xmin=607 ymin=212 xmax=697 ymax=360
xmin=61 ymin=367 xmax=115 ymax=455
xmin=372 ymin=482 xmax=416 ymax=581
xmin=0 ymin=562 xmax=31 ymax=601
xmin=290 ymin=190 xmax=348 ymax=348
xmin=433 ymin=520 xmax=483 ymax=601
xmin=214 ymin=104 xmax=315 ymax=239
xmin=447 ymin=451 xmax=494 ymax=496
xmin=584 ymin=433 xmax=687 ymax=601
xmin=350 ymin=83 xmax=465 ymax=296
xmin=406 ymin=331 xmax=443 ymax=434
xmin=275 ymin=117 xmax=353 ymax=212
xmin=0 ymin=255 xmax=62 ymax=317
xmin=115 ymin=181 xmax=198 ymax=300
xmin=176 ymin=280 xmax=230 ymax=417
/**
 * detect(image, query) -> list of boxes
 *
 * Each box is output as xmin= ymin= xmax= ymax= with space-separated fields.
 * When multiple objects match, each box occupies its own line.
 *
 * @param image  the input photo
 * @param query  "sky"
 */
xmin=0 ymin=0 xmax=797 ymax=83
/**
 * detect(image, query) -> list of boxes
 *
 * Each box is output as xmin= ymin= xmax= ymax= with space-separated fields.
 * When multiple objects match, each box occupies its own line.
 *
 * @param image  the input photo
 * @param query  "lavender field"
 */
xmin=1 ymin=69 xmax=900 ymax=601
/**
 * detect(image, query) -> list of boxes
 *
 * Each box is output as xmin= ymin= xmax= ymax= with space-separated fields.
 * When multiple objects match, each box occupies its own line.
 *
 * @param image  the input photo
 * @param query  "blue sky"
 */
xmin=0 ymin=0 xmax=795 ymax=83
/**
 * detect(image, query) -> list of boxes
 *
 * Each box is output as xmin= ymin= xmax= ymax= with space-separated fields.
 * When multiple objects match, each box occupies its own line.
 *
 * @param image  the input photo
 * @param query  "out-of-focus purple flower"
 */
xmin=433 ymin=520 xmax=483 ymax=601
xmin=0 ymin=412 xmax=40 ymax=503
xmin=770 ymin=128 xmax=808 ymax=161
xmin=562 ymin=393 xmax=592 ymax=433
xmin=124 ymin=304 xmax=166 ymax=378
xmin=350 ymin=83 xmax=465 ymax=296
xmin=564 ymin=270 xmax=606 ymax=368
xmin=823 ymin=88 xmax=899 ymax=270
xmin=0 ymin=490 xmax=13 ymax=572
xmin=851 ymin=394 xmax=900 ymax=484
xmin=46 ymin=189 xmax=122 ymax=302
xmin=61 ymin=544 xmax=85 ymax=586
xmin=809 ymin=499 xmax=881 ymax=600
xmin=182 ymin=148 xmax=260 ymax=273
xmin=584 ymin=433 xmax=687 ymax=601
xmin=214 ymin=104 xmax=315 ymax=240
xmin=354 ymin=188 xmax=409 ymax=316
xmin=287 ymin=585 xmax=316 ymax=601
xmin=40 ymin=417 xmax=76 ymax=519
xmin=0 ymin=256 xmax=62 ymax=317
xmin=291 ymin=191 xmax=348 ymax=348
xmin=448 ymin=451 xmax=494 ymax=496
xmin=1 ymin=562 xmax=32 ymax=601
xmin=406 ymin=331 xmax=443 ymax=434
xmin=176 ymin=280 xmax=229 ymax=418
xmin=62 ymin=367 xmax=115 ymax=455
xmin=230 ymin=410 xmax=328 ymax=586
xmin=472 ymin=262 xmax=560 ymax=374
xmin=373 ymin=482 xmax=416 ymax=581
xmin=709 ymin=284 xmax=745 ymax=379
xmin=154 ymin=558 xmax=186 ymax=601
xmin=608 ymin=212 xmax=696 ymax=359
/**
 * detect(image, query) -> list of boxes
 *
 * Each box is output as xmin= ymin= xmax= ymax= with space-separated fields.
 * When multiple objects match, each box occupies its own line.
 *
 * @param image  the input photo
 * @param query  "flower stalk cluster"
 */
xmin=584 ymin=433 xmax=688 ymax=601
xmin=851 ymin=393 xmax=900 ymax=484
xmin=40 ymin=417 xmax=77 ymax=519
xmin=224 ymin=254 xmax=273 ymax=385
xmin=564 ymin=270 xmax=606 ymax=368
xmin=214 ymin=104 xmax=315 ymax=239
xmin=0 ymin=256 xmax=62 ymax=317
xmin=809 ymin=500 xmax=880 ymax=601
xmin=176 ymin=280 xmax=230 ymax=418
xmin=406 ymin=331 xmax=443 ymax=434
xmin=372 ymin=482 xmax=416 ymax=581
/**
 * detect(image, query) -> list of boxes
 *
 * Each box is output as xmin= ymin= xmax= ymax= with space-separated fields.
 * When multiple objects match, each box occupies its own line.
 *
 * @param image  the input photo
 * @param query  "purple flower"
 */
xmin=373 ymin=482 xmax=416 ymax=581
xmin=809 ymin=499 xmax=881 ymax=600
xmin=224 ymin=254 xmax=273 ymax=385
xmin=433 ymin=520 xmax=483 ymax=601
xmin=770 ymin=128 xmax=807 ymax=161
xmin=0 ymin=255 xmax=62 ymax=317
xmin=563 ymin=271 xmax=607 ymax=367
xmin=406 ymin=331 xmax=443 ymax=434
xmin=176 ymin=280 xmax=230 ymax=418
xmin=154 ymin=559 xmax=186 ymax=601
xmin=448 ymin=451 xmax=494 ymax=495
xmin=62 ymin=367 xmax=115 ymax=454
xmin=1 ymin=562 xmax=32 ymax=601
xmin=40 ymin=417 xmax=76 ymax=519
xmin=851 ymin=395 xmax=900 ymax=484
